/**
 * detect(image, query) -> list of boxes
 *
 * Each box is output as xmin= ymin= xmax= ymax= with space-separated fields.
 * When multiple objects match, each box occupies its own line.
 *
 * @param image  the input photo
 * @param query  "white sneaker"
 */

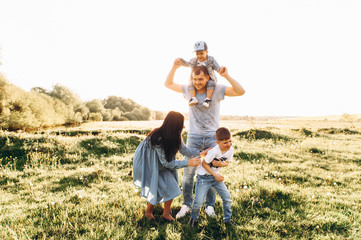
xmin=205 ymin=206 xmax=216 ymax=217
xmin=189 ymin=97 xmax=199 ymax=106
xmin=176 ymin=205 xmax=190 ymax=219
xmin=202 ymin=98 xmax=212 ymax=108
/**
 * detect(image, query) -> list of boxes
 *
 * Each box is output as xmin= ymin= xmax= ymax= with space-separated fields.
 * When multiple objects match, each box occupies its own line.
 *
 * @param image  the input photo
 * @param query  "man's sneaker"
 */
xmin=225 ymin=219 xmax=238 ymax=226
xmin=205 ymin=206 xmax=216 ymax=217
xmin=189 ymin=97 xmax=199 ymax=106
xmin=188 ymin=218 xmax=198 ymax=227
xmin=176 ymin=205 xmax=190 ymax=219
xmin=202 ymin=98 xmax=212 ymax=108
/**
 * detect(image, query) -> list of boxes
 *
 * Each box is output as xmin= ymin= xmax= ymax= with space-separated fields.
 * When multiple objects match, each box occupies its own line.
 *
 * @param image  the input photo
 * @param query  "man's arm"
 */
xmin=164 ymin=58 xmax=184 ymax=93
xmin=219 ymin=67 xmax=246 ymax=97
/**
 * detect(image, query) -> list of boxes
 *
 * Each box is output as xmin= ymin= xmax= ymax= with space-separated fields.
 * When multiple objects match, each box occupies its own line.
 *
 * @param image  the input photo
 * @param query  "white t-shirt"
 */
xmin=197 ymin=145 xmax=234 ymax=175
xmin=197 ymin=60 xmax=207 ymax=67
xmin=182 ymin=84 xmax=226 ymax=136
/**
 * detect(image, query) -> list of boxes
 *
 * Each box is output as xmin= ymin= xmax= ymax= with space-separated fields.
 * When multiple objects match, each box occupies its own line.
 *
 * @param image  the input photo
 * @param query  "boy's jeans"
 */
xmin=182 ymin=134 xmax=217 ymax=208
xmin=191 ymin=174 xmax=232 ymax=222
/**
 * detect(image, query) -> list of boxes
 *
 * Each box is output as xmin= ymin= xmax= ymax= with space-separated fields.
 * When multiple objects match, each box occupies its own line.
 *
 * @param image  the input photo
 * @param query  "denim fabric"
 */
xmin=182 ymin=134 xmax=217 ymax=207
xmin=190 ymin=174 xmax=232 ymax=222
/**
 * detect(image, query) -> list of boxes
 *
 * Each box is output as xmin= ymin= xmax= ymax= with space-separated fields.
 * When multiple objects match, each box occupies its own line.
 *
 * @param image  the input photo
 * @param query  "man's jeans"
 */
xmin=182 ymin=134 xmax=217 ymax=207
xmin=191 ymin=174 xmax=232 ymax=222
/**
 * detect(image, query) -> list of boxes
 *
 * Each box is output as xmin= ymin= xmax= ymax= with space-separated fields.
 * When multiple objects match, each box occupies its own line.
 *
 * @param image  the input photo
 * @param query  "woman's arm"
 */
xmin=179 ymin=142 xmax=199 ymax=157
xmin=155 ymin=145 xmax=201 ymax=169
xmin=179 ymin=142 xmax=212 ymax=158
xmin=155 ymin=146 xmax=188 ymax=170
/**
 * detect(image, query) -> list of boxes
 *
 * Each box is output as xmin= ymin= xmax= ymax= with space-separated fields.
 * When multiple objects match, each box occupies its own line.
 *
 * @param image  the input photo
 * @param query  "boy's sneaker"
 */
xmin=205 ymin=206 xmax=216 ymax=217
xmin=189 ymin=97 xmax=199 ymax=106
xmin=188 ymin=218 xmax=198 ymax=227
xmin=176 ymin=205 xmax=190 ymax=219
xmin=202 ymin=98 xmax=212 ymax=108
xmin=225 ymin=219 xmax=238 ymax=227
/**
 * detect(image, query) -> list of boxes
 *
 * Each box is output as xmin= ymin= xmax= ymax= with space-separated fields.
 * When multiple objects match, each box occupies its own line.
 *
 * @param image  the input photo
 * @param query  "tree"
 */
xmin=86 ymin=99 xmax=105 ymax=113
xmin=155 ymin=111 xmax=166 ymax=120
xmin=89 ymin=112 xmax=103 ymax=121
xmin=50 ymin=84 xmax=81 ymax=107
xmin=31 ymin=87 xmax=50 ymax=95
xmin=49 ymin=84 xmax=88 ymax=122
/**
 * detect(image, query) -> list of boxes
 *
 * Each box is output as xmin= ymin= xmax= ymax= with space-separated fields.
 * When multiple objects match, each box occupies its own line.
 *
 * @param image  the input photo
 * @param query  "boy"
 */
xmin=189 ymin=127 xmax=237 ymax=227
xmin=180 ymin=41 xmax=223 ymax=108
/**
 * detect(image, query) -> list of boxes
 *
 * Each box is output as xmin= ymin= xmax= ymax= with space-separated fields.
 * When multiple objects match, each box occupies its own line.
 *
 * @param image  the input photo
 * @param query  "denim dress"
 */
xmin=133 ymin=138 xmax=199 ymax=206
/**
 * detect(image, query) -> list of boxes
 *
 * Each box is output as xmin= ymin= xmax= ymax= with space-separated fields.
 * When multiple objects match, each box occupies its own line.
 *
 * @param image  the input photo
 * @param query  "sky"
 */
xmin=0 ymin=0 xmax=360 ymax=117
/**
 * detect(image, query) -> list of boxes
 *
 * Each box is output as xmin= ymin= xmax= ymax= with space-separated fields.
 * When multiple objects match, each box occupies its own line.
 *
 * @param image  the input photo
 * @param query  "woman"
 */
xmin=133 ymin=111 xmax=208 ymax=222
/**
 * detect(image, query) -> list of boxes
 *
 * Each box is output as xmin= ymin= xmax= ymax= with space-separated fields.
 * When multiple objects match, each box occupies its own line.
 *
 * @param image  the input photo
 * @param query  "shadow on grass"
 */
xmin=79 ymin=135 xmax=142 ymax=157
xmin=291 ymin=128 xmax=316 ymax=137
xmin=0 ymin=134 xmax=66 ymax=170
xmin=51 ymin=170 xmax=111 ymax=192
xmin=308 ymin=147 xmax=325 ymax=155
xmin=317 ymin=128 xmax=361 ymax=135
xmin=0 ymin=132 xmax=142 ymax=170
xmin=37 ymin=129 xmax=151 ymax=137
xmin=234 ymin=151 xmax=276 ymax=163
xmin=235 ymin=129 xmax=292 ymax=142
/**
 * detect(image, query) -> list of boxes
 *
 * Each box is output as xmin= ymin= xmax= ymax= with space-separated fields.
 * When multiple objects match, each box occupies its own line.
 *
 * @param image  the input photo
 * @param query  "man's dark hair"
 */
xmin=216 ymin=127 xmax=231 ymax=141
xmin=192 ymin=66 xmax=209 ymax=77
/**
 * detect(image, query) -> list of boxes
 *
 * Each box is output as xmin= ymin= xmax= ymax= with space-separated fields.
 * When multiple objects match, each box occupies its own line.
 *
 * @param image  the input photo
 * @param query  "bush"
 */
xmin=88 ymin=112 xmax=103 ymax=122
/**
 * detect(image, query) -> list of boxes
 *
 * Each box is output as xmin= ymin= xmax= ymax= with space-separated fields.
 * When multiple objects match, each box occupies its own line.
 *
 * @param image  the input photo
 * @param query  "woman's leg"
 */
xmin=162 ymin=199 xmax=175 ymax=221
xmin=145 ymin=202 xmax=155 ymax=220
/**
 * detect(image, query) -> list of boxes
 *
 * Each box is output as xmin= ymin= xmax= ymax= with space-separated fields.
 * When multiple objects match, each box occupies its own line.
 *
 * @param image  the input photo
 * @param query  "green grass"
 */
xmin=1 ymin=120 xmax=361 ymax=239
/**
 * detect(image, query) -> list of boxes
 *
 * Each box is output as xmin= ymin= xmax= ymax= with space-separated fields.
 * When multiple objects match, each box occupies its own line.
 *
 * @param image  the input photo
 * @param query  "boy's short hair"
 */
xmin=192 ymin=66 xmax=209 ymax=77
xmin=216 ymin=127 xmax=231 ymax=141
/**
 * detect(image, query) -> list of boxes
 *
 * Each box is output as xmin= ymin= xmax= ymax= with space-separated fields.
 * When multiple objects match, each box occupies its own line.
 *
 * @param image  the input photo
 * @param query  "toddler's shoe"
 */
xmin=189 ymin=97 xmax=199 ymax=106
xmin=202 ymin=98 xmax=212 ymax=108
xmin=205 ymin=206 xmax=216 ymax=217
xmin=176 ymin=205 xmax=190 ymax=219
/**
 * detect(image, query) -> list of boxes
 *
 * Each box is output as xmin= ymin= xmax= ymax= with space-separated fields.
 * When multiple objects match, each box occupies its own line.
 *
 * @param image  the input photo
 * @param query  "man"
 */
xmin=164 ymin=58 xmax=245 ymax=219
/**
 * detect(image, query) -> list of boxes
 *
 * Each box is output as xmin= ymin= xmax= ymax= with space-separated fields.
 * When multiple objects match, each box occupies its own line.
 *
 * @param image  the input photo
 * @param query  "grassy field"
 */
xmin=1 ymin=118 xmax=360 ymax=239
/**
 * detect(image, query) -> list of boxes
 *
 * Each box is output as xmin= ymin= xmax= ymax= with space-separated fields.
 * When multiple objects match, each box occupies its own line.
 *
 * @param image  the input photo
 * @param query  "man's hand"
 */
xmin=215 ymin=174 xmax=224 ymax=182
xmin=218 ymin=66 xmax=226 ymax=76
xmin=221 ymin=66 xmax=246 ymax=97
xmin=174 ymin=58 xmax=183 ymax=68
xmin=218 ymin=66 xmax=228 ymax=77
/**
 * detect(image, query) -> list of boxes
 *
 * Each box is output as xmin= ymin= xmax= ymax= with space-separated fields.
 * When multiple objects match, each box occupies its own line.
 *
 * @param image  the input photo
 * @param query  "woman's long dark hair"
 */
xmin=147 ymin=111 xmax=184 ymax=162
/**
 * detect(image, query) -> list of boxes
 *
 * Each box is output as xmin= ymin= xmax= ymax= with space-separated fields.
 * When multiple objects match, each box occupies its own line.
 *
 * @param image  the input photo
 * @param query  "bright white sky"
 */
xmin=1 ymin=0 xmax=360 ymax=117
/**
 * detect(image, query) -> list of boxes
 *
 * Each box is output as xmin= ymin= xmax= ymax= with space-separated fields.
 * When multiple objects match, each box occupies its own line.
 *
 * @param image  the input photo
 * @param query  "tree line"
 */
xmin=0 ymin=74 xmax=165 ymax=131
